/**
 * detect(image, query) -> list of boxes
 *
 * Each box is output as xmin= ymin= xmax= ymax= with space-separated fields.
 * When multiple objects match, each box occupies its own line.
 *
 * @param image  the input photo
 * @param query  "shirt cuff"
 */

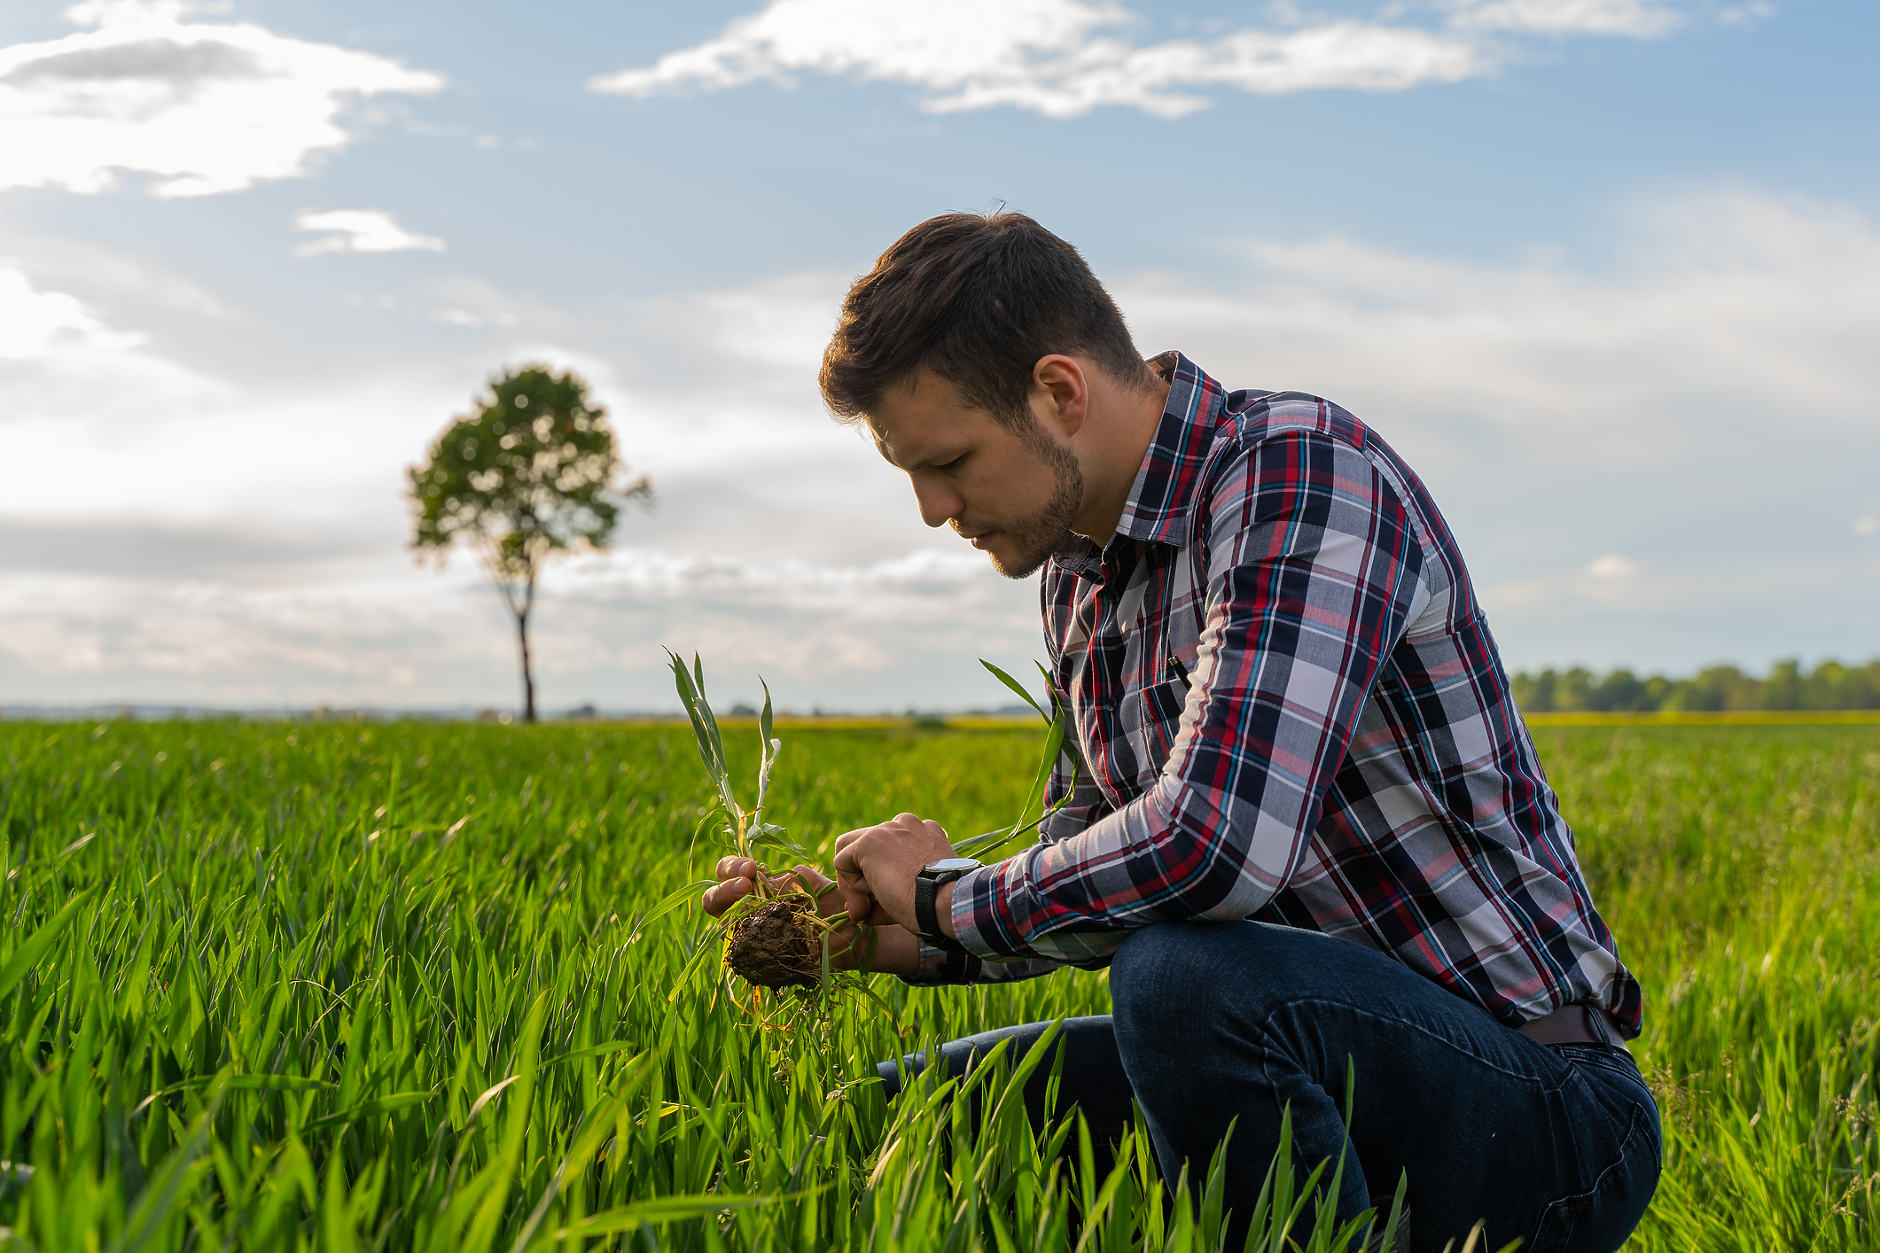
xmin=901 ymin=938 xmax=985 ymax=985
xmin=947 ymin=863 xmax=1020 ymax=960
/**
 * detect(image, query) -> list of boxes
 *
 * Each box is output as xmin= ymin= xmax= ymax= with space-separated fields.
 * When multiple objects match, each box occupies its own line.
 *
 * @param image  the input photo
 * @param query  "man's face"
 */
xmin=868 ymin=372 xmax=1084 ymax=579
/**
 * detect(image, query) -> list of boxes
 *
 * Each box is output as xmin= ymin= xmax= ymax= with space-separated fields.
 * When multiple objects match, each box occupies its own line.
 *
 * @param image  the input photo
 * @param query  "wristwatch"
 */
xmin=913 ymin=856 xmax=981 ymax=953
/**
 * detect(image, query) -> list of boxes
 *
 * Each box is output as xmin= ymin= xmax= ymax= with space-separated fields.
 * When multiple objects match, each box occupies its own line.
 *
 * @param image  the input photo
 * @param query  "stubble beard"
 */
xmin=980 ymin=435 xmax=1084 ymax=580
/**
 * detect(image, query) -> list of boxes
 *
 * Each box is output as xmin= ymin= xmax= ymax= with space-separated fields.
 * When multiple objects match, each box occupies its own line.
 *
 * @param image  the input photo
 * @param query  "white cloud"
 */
xmin=1109 ymin=190 xmax=1880 ymax=669
xmin=0 ymin=541 xmax=1036 ymax=707
xmin=0 ymin=266 xmax=142 ymax=358
xmin=0 ymin=255 xmax=241 ymax=451
xmin=294 ymin=209 xmax=446 ymax=256
xmin=591 ymin=0 xmax=1484 ymax=118
xmin=431 ymin=306 xmax=517 ymax=329
xmin=1449 ymin=0 xmax=1682 ymax=38
xmin=1586 ymin=553 xmax=1641 ymax=579
xmin=1118 ymin=191 xmax=1880 ymax=457
xmin=0 ymin=221 xmax=228 ymax=320
xmin=1719 ymin=3 xmax=1777 ymax=29
xmin=0 ymin=0 xmax=442 ymax=196
xmin=1856 ymin=516 xmax=1879 ymax=538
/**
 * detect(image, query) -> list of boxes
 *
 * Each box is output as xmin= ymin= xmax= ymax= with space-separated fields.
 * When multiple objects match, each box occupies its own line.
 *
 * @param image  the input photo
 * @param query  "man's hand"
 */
xmin=700 ymin=854 xmax=919 ymax=977
xmin=831 ymin=812 xmax=960 ymax=936
xmin=701 ymin=854 xmax=765 ymax=918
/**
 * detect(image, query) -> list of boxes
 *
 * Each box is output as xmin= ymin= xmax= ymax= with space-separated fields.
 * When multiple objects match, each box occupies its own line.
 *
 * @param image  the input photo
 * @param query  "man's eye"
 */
xmin=935 ymin=454 xmax=966 ymax=471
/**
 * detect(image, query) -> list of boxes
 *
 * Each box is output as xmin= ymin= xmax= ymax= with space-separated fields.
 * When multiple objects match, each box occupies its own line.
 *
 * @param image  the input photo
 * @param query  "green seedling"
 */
xmin=667 ymin=652 xmax=1083 ymax=1031
xmin=667 ymin=651 xmax=853 ymax=1019
xmin=954 ymin=659 xmax=1086 ymax=860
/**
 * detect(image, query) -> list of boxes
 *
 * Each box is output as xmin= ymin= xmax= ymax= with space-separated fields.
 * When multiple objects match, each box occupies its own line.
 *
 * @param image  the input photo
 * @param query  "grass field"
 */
xmin=1 ymin=717 xmax=1875 ymax=1250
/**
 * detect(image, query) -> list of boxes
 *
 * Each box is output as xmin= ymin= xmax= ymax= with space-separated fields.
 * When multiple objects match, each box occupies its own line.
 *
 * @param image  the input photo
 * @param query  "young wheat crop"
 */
xmin=0 ymin=718 xmax=1873 ymax=1249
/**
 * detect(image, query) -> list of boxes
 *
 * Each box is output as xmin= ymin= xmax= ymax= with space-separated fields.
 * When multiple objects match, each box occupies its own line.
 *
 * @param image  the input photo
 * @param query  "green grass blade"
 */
xmin=462 ymin=990 xmax=550 ymax=1253
xmin=0 ymin=886 xmax=94 ymax=1000
xmin=107 ymin=1088 xmax=222 ymax=1253
xmin=980 ymin=659 xmax=1050 ymax=722
xmin=507 ymin=1051 xmax=657 ymax=1253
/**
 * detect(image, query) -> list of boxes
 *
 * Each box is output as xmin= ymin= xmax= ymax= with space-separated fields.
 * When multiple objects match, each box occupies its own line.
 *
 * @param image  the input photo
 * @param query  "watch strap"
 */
xmin=914 ymin=868 xmax=967 ymax=953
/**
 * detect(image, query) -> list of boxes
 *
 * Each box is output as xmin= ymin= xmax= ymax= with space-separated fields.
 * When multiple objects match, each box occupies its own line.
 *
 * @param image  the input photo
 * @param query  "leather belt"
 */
xmin=1517 ymin=1003 xmax=1628 ymax=1050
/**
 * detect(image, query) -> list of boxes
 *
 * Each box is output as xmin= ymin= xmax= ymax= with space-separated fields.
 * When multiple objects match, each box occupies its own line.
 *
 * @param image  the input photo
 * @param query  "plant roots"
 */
xmin=724 ymin=894 xmax=824 ymax=989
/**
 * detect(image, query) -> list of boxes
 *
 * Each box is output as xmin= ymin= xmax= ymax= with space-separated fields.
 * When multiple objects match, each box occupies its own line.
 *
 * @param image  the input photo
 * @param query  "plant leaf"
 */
xmin=668 ymin=649 xmax=738 ymax=816
xmin=625 ymin=879 xmax=715 ymax=945
xmin=759 ymin=678 xmax=775 ymax=759
xmin=0 ymin=887 xmax=94 ymax=1000
xmin=300 ymin=1090 xmax=435 ymax=1134
xmin=108 ymin=1087 xmax=222 ymax=1253
xmin=555 ymin=1185 xmax=826 ymax=1238
xmin=980 ymin=659 xmax=1050 ymax=723
xmin=507 ymin=1051 xmax=659 ymax=1253
xmin=955 ymin=714 xmax=1066 ymax=860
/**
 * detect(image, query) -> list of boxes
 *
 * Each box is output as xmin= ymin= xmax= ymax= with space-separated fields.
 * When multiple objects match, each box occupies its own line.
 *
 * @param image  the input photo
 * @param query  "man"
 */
xmin=703 ymin=212 xmax=1659 ymax=1252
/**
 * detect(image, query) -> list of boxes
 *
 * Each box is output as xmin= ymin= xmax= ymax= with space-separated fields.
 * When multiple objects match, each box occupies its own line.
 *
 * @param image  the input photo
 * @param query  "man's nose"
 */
xmin=911 ymin=477 xmax=960 ymax=529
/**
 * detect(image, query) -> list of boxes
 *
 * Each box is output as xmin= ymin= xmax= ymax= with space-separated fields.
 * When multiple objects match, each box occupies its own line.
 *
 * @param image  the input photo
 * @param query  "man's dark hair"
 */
xmin=819 ymin=212 xmax=1153 ymax=431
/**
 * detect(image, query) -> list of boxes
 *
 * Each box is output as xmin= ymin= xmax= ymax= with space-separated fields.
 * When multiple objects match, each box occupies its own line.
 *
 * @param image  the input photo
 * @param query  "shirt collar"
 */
xmin=1114 ymin=350 xmax=1222 ymax=547
xmin=1047 ymin=351 xmax=1222 ymax=576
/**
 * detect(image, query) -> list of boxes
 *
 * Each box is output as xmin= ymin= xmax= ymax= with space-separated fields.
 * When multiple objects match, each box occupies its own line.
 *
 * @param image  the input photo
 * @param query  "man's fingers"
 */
xmin=826 ymin=846 xmax=879 ymax=925
xmin=788 ymin=864 xmax=848 ymax=917
xmin=832 ymin=867 xmax=894 ymax=926
xmin=704 ymin=856 xmax=760 ymax=918
xmin=701 ymin=875 xmax=754 ymax=918
xmin=790 ymin=863 xmax=832 ymax=888
xmin=715 ymin=855 xmax=758 ymax=881
xmin=842 ymin=886 xmax=891 ymax=927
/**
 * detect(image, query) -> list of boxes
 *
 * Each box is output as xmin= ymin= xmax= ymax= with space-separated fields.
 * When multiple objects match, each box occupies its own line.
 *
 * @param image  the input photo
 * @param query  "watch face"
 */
xmin=924 ymin=857 xmax=981 ymax=874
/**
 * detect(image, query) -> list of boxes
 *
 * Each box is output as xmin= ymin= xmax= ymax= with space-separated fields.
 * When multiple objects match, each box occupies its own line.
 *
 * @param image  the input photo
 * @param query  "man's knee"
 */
xmin=1113 ymin=921 xmax=1251 ymax=1026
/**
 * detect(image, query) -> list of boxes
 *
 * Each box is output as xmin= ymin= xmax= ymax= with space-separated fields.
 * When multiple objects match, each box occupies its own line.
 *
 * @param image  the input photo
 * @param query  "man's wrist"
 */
xmin=911 ymin=857 xmax=976 ymax=952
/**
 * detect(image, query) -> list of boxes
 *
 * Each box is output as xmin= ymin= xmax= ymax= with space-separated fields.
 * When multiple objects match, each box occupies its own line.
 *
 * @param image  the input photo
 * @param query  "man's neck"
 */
xmin=1071 ymin=369 xmax=1171 ymax=544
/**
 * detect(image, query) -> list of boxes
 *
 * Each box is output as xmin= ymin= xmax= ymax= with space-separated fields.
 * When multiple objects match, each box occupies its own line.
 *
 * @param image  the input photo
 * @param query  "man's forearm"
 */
xmin=856 ymin=924 xmax=922 ymax=979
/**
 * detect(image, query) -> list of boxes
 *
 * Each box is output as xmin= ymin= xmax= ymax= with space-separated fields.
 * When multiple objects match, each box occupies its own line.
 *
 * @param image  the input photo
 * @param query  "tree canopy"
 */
xmin=1510 ymin=658 xmax=1880 ymax=713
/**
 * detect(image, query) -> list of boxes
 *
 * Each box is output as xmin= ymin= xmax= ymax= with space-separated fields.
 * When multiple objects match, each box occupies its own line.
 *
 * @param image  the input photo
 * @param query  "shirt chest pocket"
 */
xmin=1115 ymin=671 xmax=1191 ymax=784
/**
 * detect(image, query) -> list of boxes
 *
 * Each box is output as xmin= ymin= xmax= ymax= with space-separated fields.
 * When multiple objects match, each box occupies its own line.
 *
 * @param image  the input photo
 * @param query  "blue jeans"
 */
xmin=880 ymin=921 xmax=1660 ymax=1253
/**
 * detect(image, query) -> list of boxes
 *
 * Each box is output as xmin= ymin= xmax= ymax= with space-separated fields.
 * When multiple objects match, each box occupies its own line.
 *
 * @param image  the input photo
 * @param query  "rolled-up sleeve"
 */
xmin=948 ymin=431 xmax=1426 ymax=965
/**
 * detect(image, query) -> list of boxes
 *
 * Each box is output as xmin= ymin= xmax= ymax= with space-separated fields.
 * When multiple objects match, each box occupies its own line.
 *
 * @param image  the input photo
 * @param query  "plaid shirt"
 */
xmin=917 ymin=352 xmax=1643 ymax=1038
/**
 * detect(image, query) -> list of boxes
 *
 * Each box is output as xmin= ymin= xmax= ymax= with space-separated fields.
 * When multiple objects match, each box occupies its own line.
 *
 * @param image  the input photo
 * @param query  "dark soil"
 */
xmin=724 ymin=895 xmax=823 ymax=989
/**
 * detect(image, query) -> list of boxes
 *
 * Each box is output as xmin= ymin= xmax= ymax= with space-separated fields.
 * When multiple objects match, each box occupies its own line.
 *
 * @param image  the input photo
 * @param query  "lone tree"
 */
xmin=409 ymin=364 xmax=651 ymax=722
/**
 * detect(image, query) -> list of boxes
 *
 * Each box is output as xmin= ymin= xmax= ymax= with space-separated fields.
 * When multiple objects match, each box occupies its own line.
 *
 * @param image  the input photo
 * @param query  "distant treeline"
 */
xmin=1510 ymin=658 xmax=1880 ymax=713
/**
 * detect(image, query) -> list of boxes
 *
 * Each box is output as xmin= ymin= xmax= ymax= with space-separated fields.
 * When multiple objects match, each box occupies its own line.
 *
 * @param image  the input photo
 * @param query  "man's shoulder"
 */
xmin=1192 ymin=387 xmax=1440 ymax=545
xmin=1212 ymin=389 xmax=1371 ymax=455
xmin=1179 ymin=390 xmax=1381 ymax=497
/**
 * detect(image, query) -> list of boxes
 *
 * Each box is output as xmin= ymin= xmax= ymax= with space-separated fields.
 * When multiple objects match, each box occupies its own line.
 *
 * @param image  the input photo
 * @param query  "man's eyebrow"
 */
xmin=872 ymin=434 xmax=942 ymax=471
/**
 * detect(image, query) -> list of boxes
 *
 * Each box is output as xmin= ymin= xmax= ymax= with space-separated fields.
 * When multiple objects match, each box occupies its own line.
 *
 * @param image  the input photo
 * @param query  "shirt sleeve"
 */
xmin=899 ymin=743 xmax=1094 ymax=985
xmin=901 ymin=941 xmax=1066 ymax=986
xmin=947 ymin=430 xmax=1427 ymax=965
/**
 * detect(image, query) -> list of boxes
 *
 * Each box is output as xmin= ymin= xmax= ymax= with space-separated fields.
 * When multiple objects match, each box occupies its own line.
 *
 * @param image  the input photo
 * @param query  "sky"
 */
xmin=1 ymin=0 xmax=1876 ymax=715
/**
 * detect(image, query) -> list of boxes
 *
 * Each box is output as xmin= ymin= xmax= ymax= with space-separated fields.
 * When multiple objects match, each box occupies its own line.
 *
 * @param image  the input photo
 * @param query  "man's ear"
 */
xmin=1030 ymin=355 xmax=1090 ymax=437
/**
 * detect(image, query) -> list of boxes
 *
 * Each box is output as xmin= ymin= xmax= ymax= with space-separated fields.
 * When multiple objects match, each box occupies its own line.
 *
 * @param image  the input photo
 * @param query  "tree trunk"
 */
xmin=491 ymin=548 xmax=541 ymax=725
xmin=516 ymin=605 xmax=536 ymax=723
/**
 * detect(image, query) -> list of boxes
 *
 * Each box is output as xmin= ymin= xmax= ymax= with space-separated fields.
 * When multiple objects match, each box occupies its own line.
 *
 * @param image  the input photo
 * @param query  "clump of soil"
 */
xmin=724 ymin=894 xmax=823 ymax=989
